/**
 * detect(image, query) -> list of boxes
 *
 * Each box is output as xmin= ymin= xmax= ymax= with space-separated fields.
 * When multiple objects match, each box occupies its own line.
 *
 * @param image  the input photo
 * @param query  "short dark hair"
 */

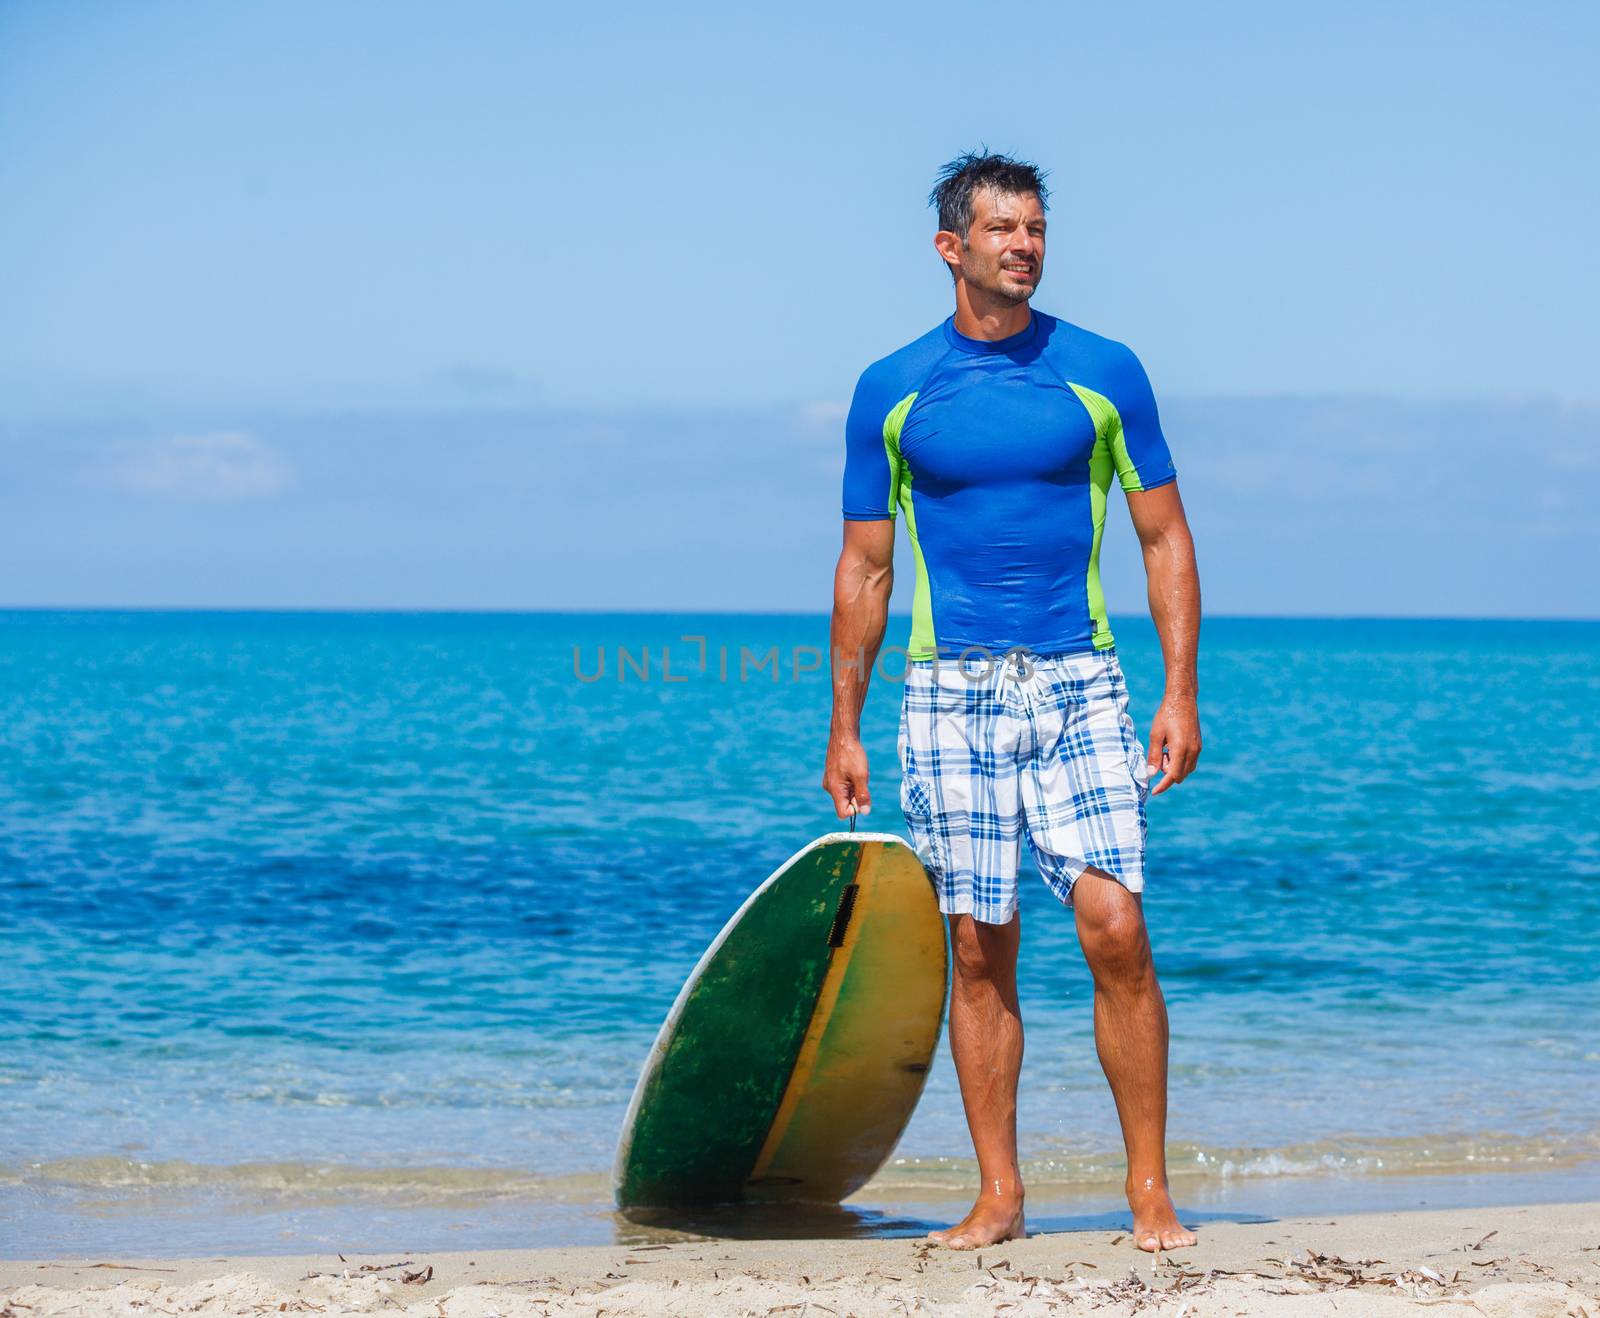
xmin=929 ymin=150 xmax=1050 ymax=236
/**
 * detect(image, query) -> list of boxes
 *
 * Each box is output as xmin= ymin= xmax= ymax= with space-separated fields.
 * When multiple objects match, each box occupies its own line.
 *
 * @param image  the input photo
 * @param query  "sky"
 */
xmin=2 ymin=2 xmax=1597 ymax=614
xmin=6 ymin=396 xmax=1597 ymax=617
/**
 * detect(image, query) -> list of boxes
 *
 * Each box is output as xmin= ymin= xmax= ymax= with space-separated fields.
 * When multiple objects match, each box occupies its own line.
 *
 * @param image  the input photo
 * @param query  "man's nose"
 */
xmin=1009 ymin=229 xmax=1038 ymax=256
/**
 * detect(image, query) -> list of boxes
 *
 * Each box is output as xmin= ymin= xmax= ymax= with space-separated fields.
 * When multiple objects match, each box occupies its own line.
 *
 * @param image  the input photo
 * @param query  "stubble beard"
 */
xmin=967 ymin=250 xmax=1039 ymax=307
xmin=993 ymin=277 xmax=1034 ymax=306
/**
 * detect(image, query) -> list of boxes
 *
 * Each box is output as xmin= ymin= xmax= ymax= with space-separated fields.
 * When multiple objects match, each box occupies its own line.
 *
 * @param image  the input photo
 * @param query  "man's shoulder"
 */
xmin=1036 ymin=312 xmax=1167 ymax=445
xmin=852 ymin=321 xmax=952 ymax=406
xmin=1034 ymin=311 xmax=1146 ymax=380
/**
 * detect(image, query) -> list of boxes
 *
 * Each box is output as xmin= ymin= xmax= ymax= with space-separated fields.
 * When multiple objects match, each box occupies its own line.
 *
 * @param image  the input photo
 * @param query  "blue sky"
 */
xmin=2 ymin=2 xmax=1596 ymax=613
xmin=4 ymin=1 xmax=1596 ymax=412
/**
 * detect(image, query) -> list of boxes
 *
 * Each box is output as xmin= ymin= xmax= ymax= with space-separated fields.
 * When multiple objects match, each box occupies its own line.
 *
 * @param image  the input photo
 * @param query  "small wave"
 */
xmin=13 ymin=1157 xmax=608 ymax=1205
xmin=863 ymin=1131 xmax=1600 ymax=1195
xmin=12 ymin=1130 xmax=1596 ymax=1211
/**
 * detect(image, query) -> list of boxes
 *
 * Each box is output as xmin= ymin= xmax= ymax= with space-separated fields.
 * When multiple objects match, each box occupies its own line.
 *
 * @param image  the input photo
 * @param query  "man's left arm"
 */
xmin=1125 ymin=483 xmax=1201 ymax=795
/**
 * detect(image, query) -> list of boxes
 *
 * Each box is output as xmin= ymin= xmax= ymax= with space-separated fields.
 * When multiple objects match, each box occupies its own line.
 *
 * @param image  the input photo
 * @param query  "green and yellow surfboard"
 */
xmin=613 ymin=832 xmax=948 ymax=1209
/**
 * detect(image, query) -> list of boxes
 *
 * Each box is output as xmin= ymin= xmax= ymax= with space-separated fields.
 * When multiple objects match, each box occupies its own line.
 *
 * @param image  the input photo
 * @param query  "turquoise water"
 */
xmin=2 ymin=611 xmax=1597 ymax=1256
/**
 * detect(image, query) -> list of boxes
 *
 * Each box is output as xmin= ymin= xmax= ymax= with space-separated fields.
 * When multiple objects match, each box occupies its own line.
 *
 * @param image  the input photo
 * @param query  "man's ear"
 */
xmin=932 ymin=229 xmax=963 ymax=277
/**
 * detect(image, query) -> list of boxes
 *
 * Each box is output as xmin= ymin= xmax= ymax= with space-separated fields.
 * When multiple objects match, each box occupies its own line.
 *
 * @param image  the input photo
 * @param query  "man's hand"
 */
xmin=1146 ymin=694 xmax=1201 ymax=796
xmin=822 ymin=734 xmax=873 ymax=819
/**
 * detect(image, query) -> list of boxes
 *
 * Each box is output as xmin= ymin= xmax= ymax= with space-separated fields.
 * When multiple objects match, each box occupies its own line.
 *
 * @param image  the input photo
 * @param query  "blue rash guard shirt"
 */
xmin=841 ymin=311 xmax=1176 ymax=660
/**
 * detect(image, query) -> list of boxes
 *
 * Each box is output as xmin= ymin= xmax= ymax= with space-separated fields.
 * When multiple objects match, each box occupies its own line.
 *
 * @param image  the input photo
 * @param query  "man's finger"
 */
xmin=1151 ymin=739 xmax=1191 ymax=794
xmin=1168 ymin=739 xmax=1190 ymax=777
xmin=827 ymin=784 xmax=873 ymax=819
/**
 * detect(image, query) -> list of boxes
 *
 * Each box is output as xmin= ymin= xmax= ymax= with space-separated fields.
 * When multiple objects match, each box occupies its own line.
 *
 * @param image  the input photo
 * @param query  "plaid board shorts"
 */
xmin=898 ymin=648 xmax=1151 ymax=925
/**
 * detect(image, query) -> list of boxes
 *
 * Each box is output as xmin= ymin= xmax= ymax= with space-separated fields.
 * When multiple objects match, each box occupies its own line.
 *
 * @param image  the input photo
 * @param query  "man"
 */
xmin=822 ymin=152 xmax=1201 ymax=1254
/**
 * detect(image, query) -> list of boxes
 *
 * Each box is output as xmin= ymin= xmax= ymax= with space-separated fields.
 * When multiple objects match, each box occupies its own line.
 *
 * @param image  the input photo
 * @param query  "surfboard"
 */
xmin=613 ymin=832 xmax=948 ymax=1209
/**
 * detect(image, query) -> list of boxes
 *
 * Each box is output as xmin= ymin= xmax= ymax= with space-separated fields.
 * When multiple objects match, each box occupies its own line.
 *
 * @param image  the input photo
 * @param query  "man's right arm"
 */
xmin=823 ymin=519 xmax=894 ymax=819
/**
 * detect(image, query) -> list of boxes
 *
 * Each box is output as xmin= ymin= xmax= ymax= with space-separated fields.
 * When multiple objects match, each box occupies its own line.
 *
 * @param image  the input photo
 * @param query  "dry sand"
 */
xmin=4 ymin=1200 xmax=1598 ymax=1317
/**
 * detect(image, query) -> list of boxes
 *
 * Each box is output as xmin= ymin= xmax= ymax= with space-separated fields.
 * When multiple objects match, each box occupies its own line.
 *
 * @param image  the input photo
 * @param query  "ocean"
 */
xmin=2 ymin=611 xmax=1596 ymax=1257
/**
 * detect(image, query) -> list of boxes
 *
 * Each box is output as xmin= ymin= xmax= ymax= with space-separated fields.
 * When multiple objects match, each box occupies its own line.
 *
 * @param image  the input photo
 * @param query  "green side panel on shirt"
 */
xmin=883 ymin=392 xmax=936 ymax=660
xmin=1069 ymin=383 xmax=1119 ymax=651
xmin=879 ymin=403 xmax=904 ymax=518
xmin=1105 ymin=394 xmax=1144 ymax=493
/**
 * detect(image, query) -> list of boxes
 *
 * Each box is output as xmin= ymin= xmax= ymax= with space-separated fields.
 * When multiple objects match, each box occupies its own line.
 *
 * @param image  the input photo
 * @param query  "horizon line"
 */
xmin=3 ymin=605 xmax=1599 ymax=626
xmin=4 ymin=388 xmax=1600 ymax=425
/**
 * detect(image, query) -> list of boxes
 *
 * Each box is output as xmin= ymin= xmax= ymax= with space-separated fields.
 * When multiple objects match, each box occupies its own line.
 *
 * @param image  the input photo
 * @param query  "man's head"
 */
xmin=929 ymin=151 xmax=1049 ymax=304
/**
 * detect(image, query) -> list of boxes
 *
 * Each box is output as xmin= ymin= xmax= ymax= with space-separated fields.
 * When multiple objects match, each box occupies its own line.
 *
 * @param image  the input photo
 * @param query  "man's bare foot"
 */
xmin=928 ymin=1197 xmax=1026 ymax=1250
xmin=1127 ymin=1176 xmax=1195 ymax=1252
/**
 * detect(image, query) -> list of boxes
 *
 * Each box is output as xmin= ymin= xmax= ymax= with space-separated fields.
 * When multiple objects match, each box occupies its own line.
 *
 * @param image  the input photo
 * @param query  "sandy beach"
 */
xmin=5 ymin=1200 xmax=1597 ymax=1317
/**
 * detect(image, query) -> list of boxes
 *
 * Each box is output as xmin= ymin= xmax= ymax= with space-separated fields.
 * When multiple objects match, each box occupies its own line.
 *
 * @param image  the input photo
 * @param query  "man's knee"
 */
xmin=1075 ymin=878 xmax=1151 ymax=983
xmin=949 ymin=913 xmax=1018 ymax=985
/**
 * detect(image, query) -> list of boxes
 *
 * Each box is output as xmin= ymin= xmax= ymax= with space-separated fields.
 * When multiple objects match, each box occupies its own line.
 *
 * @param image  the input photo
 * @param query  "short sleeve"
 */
xmin=1104 ymin=343 xmax=1177 ymax=493
xmin=841 ymin=369 xmax=899 ymax=520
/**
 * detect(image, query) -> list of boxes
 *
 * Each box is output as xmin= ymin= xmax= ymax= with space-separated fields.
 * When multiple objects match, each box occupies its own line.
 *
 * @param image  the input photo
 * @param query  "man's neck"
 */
xmin=952 ymin=284 xmax=1032 ymax=341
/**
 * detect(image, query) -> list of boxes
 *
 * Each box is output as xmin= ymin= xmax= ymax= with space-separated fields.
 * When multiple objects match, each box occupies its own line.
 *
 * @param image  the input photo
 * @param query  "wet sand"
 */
xmin=4 ymin=1199 xmax=1597 ymax=1315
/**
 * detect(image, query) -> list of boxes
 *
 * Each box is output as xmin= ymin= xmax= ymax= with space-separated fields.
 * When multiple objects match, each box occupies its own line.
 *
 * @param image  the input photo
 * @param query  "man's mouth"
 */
xmin=1002 ymin=264 xmax=1036 ymax=278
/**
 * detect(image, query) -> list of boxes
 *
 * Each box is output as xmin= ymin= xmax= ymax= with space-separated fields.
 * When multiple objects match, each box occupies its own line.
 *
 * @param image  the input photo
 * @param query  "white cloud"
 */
xmin=110 ymin=432 xmax=295 ymax=501
xmin=790 ymin=401 xmax=849 ymax=445
xmin=798 ymin=400 xmax=849 ymax=426
xmin=441 ymin=363 xmax=527 ymax=397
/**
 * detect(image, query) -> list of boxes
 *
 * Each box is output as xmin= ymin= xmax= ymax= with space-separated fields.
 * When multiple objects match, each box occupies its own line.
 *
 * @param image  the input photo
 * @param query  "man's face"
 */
xmin=946 ymin=188 xmax=1046 ymax=303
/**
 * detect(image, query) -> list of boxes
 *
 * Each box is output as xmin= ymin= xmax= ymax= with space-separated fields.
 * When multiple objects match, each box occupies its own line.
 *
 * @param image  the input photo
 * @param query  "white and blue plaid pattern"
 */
xmin=898 ymin=649 xmax=1150 ymax=924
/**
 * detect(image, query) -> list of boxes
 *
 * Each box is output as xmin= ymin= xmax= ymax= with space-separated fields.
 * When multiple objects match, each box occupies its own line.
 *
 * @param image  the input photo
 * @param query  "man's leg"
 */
xmin=1071 ymin=869 xmax=1196 ymax=1252
xmin=929 ymin=911 xmax=1027 ymax=1248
